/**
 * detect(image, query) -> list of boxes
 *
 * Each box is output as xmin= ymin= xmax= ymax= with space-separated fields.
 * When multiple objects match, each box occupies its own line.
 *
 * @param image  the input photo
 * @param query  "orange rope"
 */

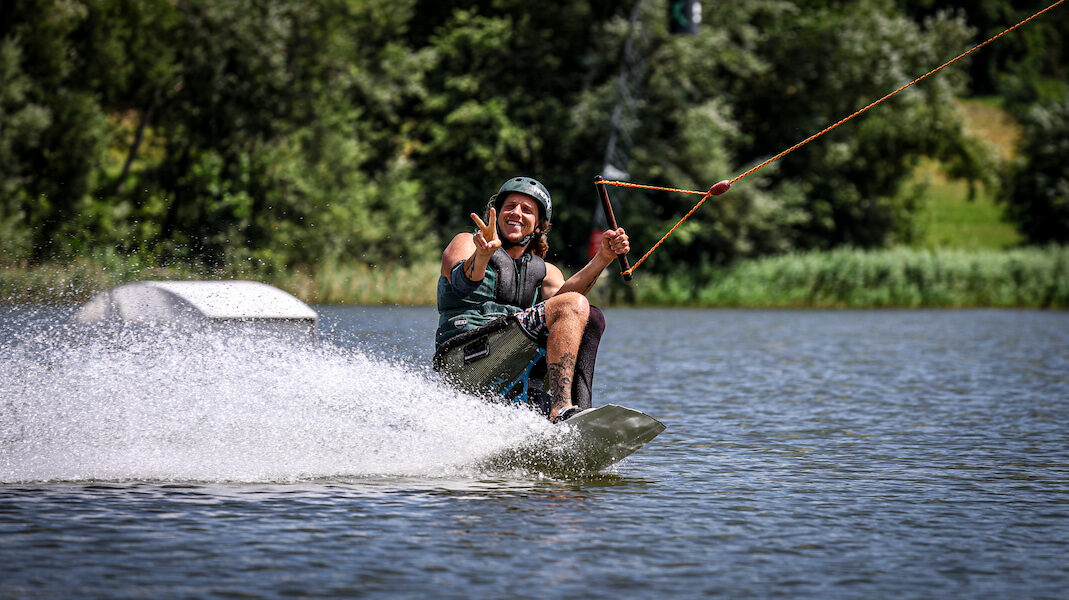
xmin=599 ymin=0 xmax=1067 ymax=278
xmin=600 ymin=180 xmax=709 ymax=196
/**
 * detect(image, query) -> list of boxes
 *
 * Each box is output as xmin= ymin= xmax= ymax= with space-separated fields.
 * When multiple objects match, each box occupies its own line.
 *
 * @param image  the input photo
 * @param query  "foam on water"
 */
xmin=1 ymin=314 xmax=557 ymax=483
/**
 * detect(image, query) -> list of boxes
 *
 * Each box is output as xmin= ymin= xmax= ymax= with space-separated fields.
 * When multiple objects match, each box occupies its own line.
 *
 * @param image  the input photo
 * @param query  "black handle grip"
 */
xmin=594 ymin=176 xmax=632 ymax=281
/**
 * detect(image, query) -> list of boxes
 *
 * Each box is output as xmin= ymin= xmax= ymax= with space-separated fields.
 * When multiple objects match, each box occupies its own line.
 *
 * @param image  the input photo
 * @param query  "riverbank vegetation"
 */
xmin=4 ymin=246 xmax=1066 ymax=308
xmin=2 ymin=1 xmax=1066 ymax=307
xmin=627 ymin=246 xmax=1069 ymax=308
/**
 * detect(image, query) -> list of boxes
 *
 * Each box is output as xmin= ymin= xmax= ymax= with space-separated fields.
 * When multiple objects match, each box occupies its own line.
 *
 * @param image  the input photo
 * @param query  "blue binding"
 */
xmin=501 ymin=347 xmax=547 ymax=405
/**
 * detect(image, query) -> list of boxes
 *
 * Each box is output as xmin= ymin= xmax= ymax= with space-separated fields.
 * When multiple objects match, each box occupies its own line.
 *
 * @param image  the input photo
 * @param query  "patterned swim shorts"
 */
xmin=514 ymin=302 xmax=549 ymax=345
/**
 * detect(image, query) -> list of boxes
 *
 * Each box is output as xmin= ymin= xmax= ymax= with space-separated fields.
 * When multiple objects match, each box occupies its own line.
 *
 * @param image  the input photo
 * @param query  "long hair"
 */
xmin=531 ymin=218 xmax=551 ymax=258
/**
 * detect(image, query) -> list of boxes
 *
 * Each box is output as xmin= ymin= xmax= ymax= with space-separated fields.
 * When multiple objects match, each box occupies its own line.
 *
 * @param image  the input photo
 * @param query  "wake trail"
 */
xmin=1 ymin=315 xmax=554 ymax=483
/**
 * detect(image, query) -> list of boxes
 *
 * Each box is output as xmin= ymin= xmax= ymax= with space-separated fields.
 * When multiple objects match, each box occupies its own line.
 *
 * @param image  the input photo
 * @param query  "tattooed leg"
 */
xmin=547 ymin=352 xmax=577 ymax=413
xmin=543 ymin=292 xmax=589 ymax=419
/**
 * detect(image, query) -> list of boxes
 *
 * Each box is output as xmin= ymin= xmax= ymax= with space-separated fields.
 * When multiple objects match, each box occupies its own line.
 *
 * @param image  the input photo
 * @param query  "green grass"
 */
xmin=0 ymin=257 xmax=195 ymax=304
xmin=910 ymin=160 xmax=1024 ymax=250
xmin=274 ymin=262 xmax=440 ymax=306
xmin=4 ymin=247 xmax=1066 ymax=308
xmin=629 ymin=246 xmax=1069 ymax=308
xmin=0 ymin=258 xmax=441 ymax=306
xmin=909 ymin=98 xmax=1024 ymax=250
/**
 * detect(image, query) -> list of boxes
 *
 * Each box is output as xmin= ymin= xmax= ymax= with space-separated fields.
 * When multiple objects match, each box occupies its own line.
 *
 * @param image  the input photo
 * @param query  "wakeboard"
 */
xmin=482 ymin=404 xmax=666 ymax=474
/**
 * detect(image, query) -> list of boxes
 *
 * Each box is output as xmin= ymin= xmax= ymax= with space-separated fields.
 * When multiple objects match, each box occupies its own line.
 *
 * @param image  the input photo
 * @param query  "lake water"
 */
xmin=2 ymin=305 xmax=1067 ymax=598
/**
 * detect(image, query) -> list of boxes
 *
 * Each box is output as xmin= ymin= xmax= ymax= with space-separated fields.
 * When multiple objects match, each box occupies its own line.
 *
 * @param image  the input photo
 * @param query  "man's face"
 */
xmin=497 ymin=194 xmax=540 ymax=242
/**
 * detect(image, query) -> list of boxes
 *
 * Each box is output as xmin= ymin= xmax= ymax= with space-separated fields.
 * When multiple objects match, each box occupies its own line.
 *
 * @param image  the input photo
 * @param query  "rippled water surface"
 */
xmin=2 ymin=306 xmax=1068 ymax=598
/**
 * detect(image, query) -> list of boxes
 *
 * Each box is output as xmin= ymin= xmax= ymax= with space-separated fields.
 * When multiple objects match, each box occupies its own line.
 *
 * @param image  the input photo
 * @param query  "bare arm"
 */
xmin=542 ymin=228 xmax=629 ymax=298
xmin=440 ymin=209 xmax=501 ymax=286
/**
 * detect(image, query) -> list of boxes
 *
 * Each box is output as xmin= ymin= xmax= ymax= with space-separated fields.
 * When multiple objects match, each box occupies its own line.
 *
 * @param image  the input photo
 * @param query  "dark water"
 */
xmin=2 ymin=306 xmax=1068 ymax=598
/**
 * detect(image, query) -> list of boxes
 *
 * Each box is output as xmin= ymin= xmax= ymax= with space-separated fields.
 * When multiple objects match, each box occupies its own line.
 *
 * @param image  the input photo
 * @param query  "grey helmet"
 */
xmin=492 ymin=176 xmax=552 ymax=223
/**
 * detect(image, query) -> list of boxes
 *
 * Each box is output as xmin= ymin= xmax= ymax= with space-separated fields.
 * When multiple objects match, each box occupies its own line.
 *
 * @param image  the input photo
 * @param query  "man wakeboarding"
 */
xmin=433 ymin=176 xmax=630 ymax=421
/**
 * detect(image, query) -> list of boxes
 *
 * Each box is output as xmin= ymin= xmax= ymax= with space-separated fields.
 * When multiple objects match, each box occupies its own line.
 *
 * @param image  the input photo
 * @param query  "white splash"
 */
xmin=0 ymin=318 xmax=553 ymax=483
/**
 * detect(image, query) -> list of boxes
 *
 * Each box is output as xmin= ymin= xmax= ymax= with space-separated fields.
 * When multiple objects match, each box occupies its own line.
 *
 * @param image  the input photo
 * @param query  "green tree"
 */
xmin=1 ymin=0 xmax=434 ymax=270
xmin=0 ymin=39 xmax=48 ymax=260
xmin=0 ymin=0 xmax=1008 ymax=279
xmin=896 ymin=0 xmax=1069 ymax=109
xmin=565 ymin=0 xmax=986 ymax=273
xmin=565 ymin=0 xmax=802 ymax=272
xmin=726 ymin=0 xmax=983 ymax=251
xmin=0 ymin=0 xmax=110 ymax=261
xmin=1001 ymin=99 xmax=1069 ymax=243
xmin=407 ymin=0 xmax=630 ymax=258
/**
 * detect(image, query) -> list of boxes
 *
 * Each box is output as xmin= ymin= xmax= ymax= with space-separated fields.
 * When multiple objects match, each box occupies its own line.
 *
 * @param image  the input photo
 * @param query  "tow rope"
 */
xmin=598 ymin=0 xmax=1066 ymax=279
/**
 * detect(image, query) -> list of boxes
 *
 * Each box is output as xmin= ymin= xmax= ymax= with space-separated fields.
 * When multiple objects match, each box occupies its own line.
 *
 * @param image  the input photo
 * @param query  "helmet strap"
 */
xmin=498 ymin=226 xmax=537 ymax=250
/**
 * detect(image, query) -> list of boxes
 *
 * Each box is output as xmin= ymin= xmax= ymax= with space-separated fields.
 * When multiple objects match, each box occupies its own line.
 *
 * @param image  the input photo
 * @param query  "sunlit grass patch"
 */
xmin=910 ymin=160 xmax=1024 ymax=250
xmin=908 ymin=98 xmax=1024 ymax=250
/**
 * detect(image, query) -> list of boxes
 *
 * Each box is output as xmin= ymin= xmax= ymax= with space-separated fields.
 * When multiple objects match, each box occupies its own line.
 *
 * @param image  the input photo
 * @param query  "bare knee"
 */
xmin=546 ymin=292 xmax=589 ymax=325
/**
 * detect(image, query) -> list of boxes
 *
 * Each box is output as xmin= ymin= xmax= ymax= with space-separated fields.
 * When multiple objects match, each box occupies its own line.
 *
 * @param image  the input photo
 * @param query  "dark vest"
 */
xmin=488 ymin=250 xmax=546 ymax=309
xmin=435 ymin=248 xmax=547 ymax=347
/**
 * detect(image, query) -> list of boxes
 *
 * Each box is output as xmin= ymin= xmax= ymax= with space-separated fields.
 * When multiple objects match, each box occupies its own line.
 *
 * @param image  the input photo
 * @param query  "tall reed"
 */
xmin=632 ymin=246 xmax=1069 ymax=308
xmin=4 ymin=247 xmax=1065 ymax=308
xmin=274 ymin=262 xmax=440 ymax=305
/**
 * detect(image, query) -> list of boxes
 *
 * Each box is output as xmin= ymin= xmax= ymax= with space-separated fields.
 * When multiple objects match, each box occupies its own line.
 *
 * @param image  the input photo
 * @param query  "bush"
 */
xmin=631 ymin=246 xmax=1069 ymax=308
xmin=1002 ymin=99 xmax=1069 ymax=244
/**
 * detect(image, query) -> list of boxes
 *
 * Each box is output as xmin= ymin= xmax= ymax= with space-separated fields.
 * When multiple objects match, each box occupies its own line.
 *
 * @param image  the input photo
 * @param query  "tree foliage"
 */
xmin=896 ymin=0 xmax=1069 ymax=110
xmin=0 ymin=0 xmax=1059 ymax=276
xmin=1002 ymin=99 xmax=1069 ymax=243
xmin=1 ymin=0 xmax=434 ymax=270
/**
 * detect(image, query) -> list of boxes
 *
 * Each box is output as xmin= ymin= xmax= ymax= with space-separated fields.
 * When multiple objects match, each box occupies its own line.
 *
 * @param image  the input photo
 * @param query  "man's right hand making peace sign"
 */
xmin=469 ymin=207 xmax=501 ymax=260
